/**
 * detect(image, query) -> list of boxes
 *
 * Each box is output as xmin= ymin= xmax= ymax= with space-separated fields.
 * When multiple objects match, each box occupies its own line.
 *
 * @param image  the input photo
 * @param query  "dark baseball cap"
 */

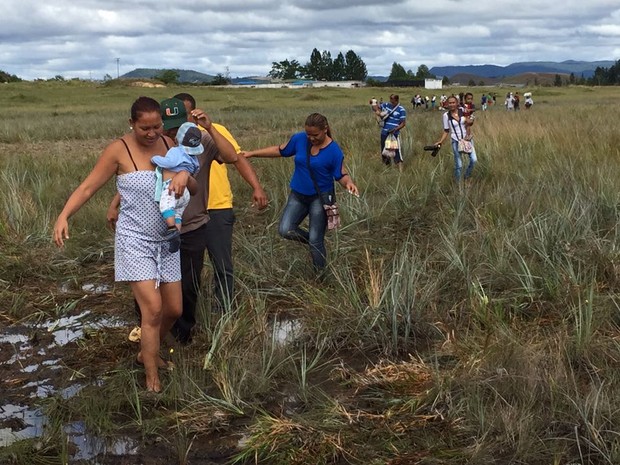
xmin=176 ymin=123 xmax=204 ymax=155
xmin=160 ymin=98 xmax=187 ymax=130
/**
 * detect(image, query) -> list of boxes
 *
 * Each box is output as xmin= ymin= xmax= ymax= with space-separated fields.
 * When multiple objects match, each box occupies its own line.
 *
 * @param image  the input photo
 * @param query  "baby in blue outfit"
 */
xmin=151 ymin=122 xmax=202 ymax=252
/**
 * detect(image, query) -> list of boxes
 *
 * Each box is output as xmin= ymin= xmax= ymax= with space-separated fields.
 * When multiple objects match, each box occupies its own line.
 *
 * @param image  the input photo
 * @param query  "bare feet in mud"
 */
xmin=135 ymin=352 xmax=175 ymax=392
xmin=145 ymin=373 xmax=161 ymax=393
xmin=135 ymin=352 xmax=174 ymax=369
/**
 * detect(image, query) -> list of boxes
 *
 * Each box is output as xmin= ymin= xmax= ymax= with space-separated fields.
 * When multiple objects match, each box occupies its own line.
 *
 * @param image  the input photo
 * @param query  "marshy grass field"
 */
xmin=0 ymin=81 xmax=619 ymax=464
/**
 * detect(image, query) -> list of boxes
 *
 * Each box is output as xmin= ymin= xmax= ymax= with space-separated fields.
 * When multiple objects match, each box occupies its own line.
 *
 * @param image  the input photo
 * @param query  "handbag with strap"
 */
xmin=457 ymin=139 xmax=473 ymax=154
xmin=306 ymin=141 xmax=341 ymax=231
xmin=448 ymin=109 xmax=473 ymax=154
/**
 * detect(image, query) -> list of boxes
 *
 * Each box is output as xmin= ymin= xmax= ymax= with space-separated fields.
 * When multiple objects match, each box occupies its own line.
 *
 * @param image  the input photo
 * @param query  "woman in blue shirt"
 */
xmin=243 ymin=113 xmax=358 ymax=271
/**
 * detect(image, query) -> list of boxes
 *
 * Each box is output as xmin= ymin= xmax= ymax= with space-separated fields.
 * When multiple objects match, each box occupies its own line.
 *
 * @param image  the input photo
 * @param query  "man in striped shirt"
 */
xmin=376 ymin=94 xmax=407 ymax=169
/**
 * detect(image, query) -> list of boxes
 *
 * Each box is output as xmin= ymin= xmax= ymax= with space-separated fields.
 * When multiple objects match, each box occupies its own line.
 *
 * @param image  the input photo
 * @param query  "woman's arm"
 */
xmin=337 ymin=173 xmax=359 ymax=196
xmin=435 ymin=129 xmax=450 ymax=147
xmin=186 ymin=175 xmax=198 ymax=196
xmin=53 ymin=144 xmax=119 ymax=247
xmin=242 ymin=145 xmax=283 ymax=158
xmin=106 ymin=192 xmax=121 ymax=231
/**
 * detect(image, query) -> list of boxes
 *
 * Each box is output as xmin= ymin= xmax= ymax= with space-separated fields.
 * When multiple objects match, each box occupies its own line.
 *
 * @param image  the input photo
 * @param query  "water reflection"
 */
xmin=0 ymin=309 xmax=131 ymax=453
xmin=0 ymin=404 xmax=46 ymax=448
xmin=81 ymin=284 xmax=111 ymax=294
xmin=272 ymin=318 xmax=302 ymax=345
xmin=66 ymin=422 xmax=139 ymax=461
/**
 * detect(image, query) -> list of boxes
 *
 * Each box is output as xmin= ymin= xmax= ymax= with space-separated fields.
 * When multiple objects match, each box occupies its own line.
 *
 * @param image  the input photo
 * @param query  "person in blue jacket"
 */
xmin=242 ymin=113 xmax=358 ymax=271
xmin=151 ymin=122 xmax=201 ymax=251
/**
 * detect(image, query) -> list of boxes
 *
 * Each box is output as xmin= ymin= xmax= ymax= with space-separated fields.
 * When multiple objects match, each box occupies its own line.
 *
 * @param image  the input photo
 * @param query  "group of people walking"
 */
xmin=53 ymin=94 xmax=357 ymax=392
xmin=51 ymin=87 xmax=505 ymax=391
xmin=371 ymin=92 xmax=477 ymax=183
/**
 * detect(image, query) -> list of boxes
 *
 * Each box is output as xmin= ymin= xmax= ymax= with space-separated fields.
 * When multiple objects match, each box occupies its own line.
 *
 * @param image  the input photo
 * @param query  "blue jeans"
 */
xmin=279 ymin=190 xmax=328 ymax=270
xmin=450 ymin=139 xmax=477 ymax=180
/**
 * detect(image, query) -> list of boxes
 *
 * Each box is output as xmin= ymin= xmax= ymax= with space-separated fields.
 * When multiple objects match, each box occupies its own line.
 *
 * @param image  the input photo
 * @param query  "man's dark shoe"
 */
xmin=423 ymin=144 xmax=441 ymax=157
xmin=164 ymin=228 xmax=181 ymax=253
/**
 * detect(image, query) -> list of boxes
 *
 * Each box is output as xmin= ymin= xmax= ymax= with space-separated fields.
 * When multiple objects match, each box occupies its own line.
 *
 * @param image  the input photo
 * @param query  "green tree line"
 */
xmin=268 ymin=48 xmax=367 ymax=81
xmin=387 ymin=62 xmax=436 ymax=81
xmin=588 ymin=59 xmax=620 ymax=85
xmin=0 ymin=70 xmax=22 ymax=83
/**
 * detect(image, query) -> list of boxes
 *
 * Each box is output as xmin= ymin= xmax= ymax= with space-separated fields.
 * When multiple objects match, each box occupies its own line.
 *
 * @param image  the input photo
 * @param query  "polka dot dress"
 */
xmin=115 ymin=171 xmax=181 ymax=283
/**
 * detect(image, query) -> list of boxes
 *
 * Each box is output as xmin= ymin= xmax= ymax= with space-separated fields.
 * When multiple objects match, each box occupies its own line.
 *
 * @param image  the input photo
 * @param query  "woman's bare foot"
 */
xmin=145 ymin=371 xmax=161 ymax=393
xmin=136 ymin=352 xmax=171 ymax=369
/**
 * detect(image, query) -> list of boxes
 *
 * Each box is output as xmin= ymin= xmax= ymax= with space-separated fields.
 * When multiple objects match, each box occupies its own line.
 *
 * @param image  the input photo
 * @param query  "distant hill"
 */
xmin=448 ymin=72 xmax=560 ymax=87
xmin=430 ymin=60 xmax=615 ymax=79
xmin=121 ymin=68 xmax=215 ymax=83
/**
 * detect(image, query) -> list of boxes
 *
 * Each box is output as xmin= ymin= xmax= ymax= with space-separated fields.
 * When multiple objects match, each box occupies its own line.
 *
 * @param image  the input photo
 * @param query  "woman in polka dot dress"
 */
xmin=53 ymin=96 xmax=196 ymax=392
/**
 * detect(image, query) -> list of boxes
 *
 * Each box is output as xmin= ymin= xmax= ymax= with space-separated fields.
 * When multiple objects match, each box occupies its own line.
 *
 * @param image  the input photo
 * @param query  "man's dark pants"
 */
xmin=172 ymin=208 xmax=235 ymax=344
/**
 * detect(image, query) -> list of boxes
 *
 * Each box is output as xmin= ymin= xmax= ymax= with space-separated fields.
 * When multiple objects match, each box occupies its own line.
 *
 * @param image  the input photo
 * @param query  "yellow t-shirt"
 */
xmin=207 ymin=123 xmax=240 ymax=210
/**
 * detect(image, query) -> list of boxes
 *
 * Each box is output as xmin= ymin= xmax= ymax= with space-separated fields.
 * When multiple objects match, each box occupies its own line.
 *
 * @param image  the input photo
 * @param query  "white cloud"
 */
xmin=1 ymin=0 xmax=618 ymax=80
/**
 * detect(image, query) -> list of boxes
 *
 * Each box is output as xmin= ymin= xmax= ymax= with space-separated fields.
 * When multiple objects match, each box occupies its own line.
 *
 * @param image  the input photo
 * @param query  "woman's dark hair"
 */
xmin=305 ymin=113 xmax=332 ymax=138
xmin=130 ymin=96 xmax=160 ymax=121
xmin=173 ymin=93 xmax=196 ymax=110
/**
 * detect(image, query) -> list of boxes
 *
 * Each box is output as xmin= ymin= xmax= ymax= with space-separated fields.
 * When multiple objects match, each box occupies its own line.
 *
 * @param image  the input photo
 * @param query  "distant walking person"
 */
xmin=433 ymin=95 xmax=477 ymax=184
xmin=375 ymin=94 xmax=407 ymax=169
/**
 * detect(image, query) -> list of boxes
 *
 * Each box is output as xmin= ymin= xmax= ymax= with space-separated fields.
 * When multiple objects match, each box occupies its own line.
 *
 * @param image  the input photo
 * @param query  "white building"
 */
xmin=425 ymin=78 xmax=443 ymax=90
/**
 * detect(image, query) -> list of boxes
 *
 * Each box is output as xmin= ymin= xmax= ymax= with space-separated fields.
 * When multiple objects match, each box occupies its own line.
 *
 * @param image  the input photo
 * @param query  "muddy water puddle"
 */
xmin=0 ymin=295 xmax=132 ymax=460
xmin=0 ymin=292 xmax=304 ymax=462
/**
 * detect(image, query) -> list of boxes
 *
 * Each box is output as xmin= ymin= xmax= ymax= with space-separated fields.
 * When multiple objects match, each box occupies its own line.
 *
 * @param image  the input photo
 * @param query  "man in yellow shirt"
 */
xmin=171 ymin=93 xmax=267 ymax=343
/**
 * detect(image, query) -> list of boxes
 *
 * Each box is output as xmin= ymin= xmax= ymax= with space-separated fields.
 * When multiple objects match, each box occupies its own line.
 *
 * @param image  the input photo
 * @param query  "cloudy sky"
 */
xmin=3 ymin=0 xmax=619 ymax=80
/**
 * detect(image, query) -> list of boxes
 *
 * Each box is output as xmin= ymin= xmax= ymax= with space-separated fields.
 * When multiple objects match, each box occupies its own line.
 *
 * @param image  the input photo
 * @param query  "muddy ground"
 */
xmin=0 ymin=283 xmax=250 ymax=464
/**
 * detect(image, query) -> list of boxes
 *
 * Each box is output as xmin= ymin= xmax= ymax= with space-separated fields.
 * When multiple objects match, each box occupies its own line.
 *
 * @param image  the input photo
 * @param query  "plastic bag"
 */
xmin=384 ymin=133 xmax=399 ymax=150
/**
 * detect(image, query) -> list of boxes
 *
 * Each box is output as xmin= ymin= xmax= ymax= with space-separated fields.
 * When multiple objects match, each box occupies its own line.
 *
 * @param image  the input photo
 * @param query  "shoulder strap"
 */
xmin=161 ymin=135 xmax=170 ymax=150
xmin=119 ymin=138 xmax=138 ymax=171
xmin=382 ymin=104 xmax=398 ymax=121
xmin=448 ymin=110 xmax=465 ymax=140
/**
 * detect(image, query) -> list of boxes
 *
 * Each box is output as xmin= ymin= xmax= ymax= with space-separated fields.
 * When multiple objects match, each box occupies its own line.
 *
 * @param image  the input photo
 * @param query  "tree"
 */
xmin=332 ymin=52 xmax=346 ymax=81
xmin=157 ymin=69 xmax=179 ymax=85
xmin=269 ymin=59 xmax=304 ymax=80
xmin=553 ymin=74 xmax=563 ymax=87
xmin=569 ymin=72 xmax=576 ymax=85
xmin=415 ymin=64 xmax=435 ymax=79
xmin=211 ymin=73 xmax=230 ymax=85
xmin=0 ymin=70 xmax=21 ymax=83
xmin=344 ymin=50 xmax=367 ymax=80
xmin=320 ymin=50 xmax=333 ymax=80
xmin=304 ymin=48 xmax=322 ymax=80
xmin=468 ymin=79 xmax=476 ymax=86
xmin=442 ymin=76 xmax=451 ymax=86
xmin=388 ymin=62 xmax=408 ymax=81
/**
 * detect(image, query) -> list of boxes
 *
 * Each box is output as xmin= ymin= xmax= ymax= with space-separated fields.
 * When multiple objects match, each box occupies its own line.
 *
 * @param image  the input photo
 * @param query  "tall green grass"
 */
xmin=1 ymin=81 xmax=619 ymax=464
